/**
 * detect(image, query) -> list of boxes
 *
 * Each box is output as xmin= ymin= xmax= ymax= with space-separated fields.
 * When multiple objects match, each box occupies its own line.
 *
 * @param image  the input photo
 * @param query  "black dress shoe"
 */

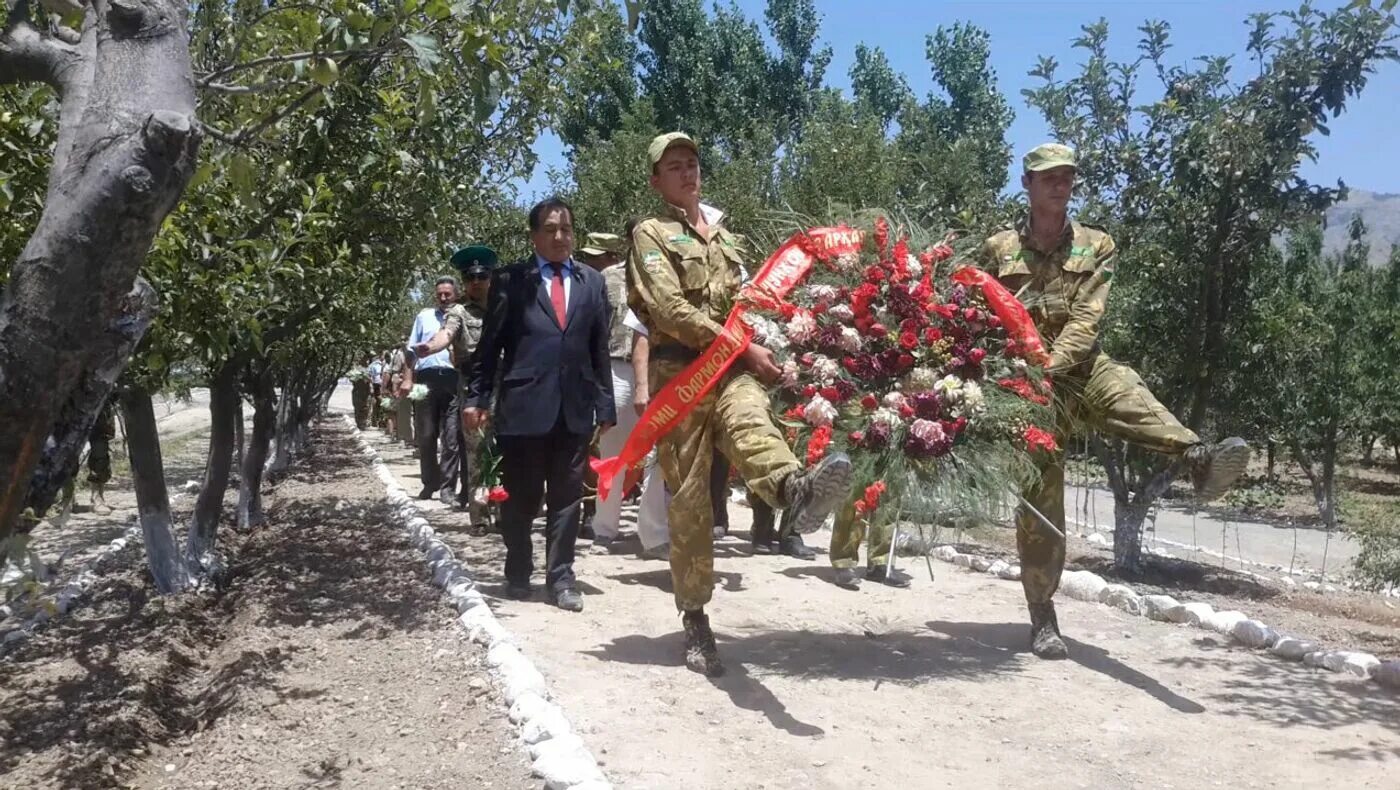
xmin=417 ymin=487 xmax=435 ymax=500
xmin=505 ymin=581 xmax=532 ymax=600
xmin=551 ymin=588 xmax=584 ymax=612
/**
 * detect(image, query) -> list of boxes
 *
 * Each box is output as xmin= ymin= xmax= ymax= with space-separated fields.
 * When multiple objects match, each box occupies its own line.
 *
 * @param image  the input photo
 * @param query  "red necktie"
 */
xmin=550 ymin=263 xmax=567 ymax=326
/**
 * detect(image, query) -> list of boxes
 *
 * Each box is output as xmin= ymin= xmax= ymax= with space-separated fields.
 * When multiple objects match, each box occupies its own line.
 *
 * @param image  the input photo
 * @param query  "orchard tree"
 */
xmin=0 ymin=0 xmax=201 ymax=553
xmin=1023 ymin=3 xmax=1398 ymax=572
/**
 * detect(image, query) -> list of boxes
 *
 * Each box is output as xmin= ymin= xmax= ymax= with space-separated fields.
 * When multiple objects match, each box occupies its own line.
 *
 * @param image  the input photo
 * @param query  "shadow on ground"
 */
xmin=0 ymin=421 xmax=442 ymax=787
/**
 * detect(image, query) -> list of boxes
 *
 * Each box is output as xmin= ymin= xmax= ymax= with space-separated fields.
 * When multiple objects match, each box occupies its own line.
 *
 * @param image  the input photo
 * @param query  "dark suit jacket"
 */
xmin=465 ymin=256 xmax=617 ymax=436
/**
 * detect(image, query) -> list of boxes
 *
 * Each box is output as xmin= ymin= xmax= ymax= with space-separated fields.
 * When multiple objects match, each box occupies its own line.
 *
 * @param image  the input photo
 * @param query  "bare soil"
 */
xmin=0 ymin=425 xmax=531 ymax=789
xmin=364 ymin=424 xmax=1400 ymax=790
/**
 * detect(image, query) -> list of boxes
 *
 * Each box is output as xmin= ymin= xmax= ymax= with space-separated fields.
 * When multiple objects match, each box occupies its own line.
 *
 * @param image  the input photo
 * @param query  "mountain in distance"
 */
xmin=1324 ymin=189 xmax=1400 ymax=267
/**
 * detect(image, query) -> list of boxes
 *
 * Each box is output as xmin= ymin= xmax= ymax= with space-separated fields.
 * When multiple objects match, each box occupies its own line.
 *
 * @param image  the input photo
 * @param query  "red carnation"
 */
xmin=860 ymin=394 xmax=878 ymax=410
xmin=897 ymin=353 xmax=915 ymax=369
xmin=802 ymin=384 xmax=817 ymax=398
xmin=898 ymin=404 xmax=915 ymax=419
xmin=849 ymin=430 xmax=865 ymax=443
xmin=987 ymin=315 xmax=1002 ymax=329
xmin=924 ymin=327 xmax=943 ymax=344
xmin=779 ymin=303 xmax=797 ymax=320
xmin=1024 ymin=426 xmax=1058 ymax=454
xmin=931 ymin=243 xmax=954 ymax=261
xmin=933 ymin=304 xmax=958 ymax=319
xmin=899 ymin=331 xmax=919 ymax=350
xmin=488 ymin=486 xmax=510 ymax=504
xmin=806 ymin=426 xmax=834 ymax=465
xmin=866 ymin=322 xmax=887 ymax=338
xmin=820 ymin=386 xmax=841 ymax=403
xmin=874 ymin=216 xmax=890 ymax=254
xmin=968 ymin=348 xmax=987 ymax=364
xmin=963 ymin=307 xmax=980 ymax=322
xmin=865 ymin=265 xmax=886 ymax=283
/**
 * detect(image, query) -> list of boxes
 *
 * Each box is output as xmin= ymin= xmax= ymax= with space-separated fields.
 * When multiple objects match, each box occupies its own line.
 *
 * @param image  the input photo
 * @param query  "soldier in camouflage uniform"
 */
xmin=628 ymin=132 xmax=854 ymax=676
xmin=416 ymin=246 xmax=495 ymax=530
xmin=578 ymin=232 xmax=637 ymax=552
xmin=86 ymin=399 xmax=116 ymax=515
xmin=979 ymin=143 xmax=1251 ymax=660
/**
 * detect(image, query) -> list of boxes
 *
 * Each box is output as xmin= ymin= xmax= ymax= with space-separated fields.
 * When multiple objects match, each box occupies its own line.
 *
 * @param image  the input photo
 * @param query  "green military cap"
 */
xmin=580 ymin=232 xmax=626 ymax=257
xmin=647 ymin=131 xmax=699 ymax=167
xmin=1023 ymin=142 xmax=1078 ymax=173
xmin=450 ymin=245 xmax=497 ymax=276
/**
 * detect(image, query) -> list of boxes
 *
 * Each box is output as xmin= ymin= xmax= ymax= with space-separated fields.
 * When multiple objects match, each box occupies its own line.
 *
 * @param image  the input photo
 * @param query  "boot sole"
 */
xmin=788 ymin=454 xmax=854 ymax=535
xmin=1196 ymin=437 xmax=1250 ymax=502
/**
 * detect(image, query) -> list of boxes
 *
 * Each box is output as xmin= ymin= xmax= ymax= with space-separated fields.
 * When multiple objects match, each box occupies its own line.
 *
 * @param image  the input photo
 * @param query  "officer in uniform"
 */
xmin=86 ymin=399 xmax=116 ymax=515
xmin=416 ymin=245 xmax=495 ymax=531
xmin=979 ymin=143 xmax=1251 ymax=660
xmin=628 ymin=132 xmax=853 ymax=676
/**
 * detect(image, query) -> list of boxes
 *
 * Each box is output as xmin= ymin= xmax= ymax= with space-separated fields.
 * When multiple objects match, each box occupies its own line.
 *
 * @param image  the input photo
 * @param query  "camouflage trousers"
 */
xmin=87 ymin=402 xmax=116 ymax=486
xmin=653 ymin=358 xmax=800 ymax=612
xmin=1018 ymin=352 xmax=1199 ymax=604
xmin=829 ymin=494 xmax=894 ymax=570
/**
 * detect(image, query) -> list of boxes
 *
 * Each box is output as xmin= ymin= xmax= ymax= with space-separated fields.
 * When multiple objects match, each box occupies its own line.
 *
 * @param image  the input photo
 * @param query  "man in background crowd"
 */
xmin=401 ymin=276 xmax=464 ymax=503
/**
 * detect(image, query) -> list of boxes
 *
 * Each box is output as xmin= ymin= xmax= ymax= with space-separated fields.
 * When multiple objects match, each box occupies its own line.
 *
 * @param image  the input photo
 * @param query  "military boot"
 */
xmin=1185 ymin=437 xmax=1251 ymax=502
xmin=782 ymin=453 xmax=853 ymax=535
xmin=682 ymin=610 xmax=724 ymax=676
xmin=90 ymin=484 xmax=112 ymax=516
xmin=1029 ymin=601 xmax=1068 ymax=660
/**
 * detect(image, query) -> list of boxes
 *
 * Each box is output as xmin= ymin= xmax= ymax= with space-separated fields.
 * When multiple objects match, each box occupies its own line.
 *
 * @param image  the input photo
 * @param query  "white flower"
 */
xmin=408 ymin=383 xmax=429 ymax=401
xmin=810 ymin=354 xmax=840 ymax=383
xmin=962 ymin=381 xmax=985 ymax=412
xmin=909 ymin=419 xmax=945 ymax=444
xmin=905 ymin=254 xmax=923 ymax=279
xmin=835 ymin=252 xmax=860 ymax=271
xmin=828 ymin=304 xmax=855 ymax=323
xmin=805 ymin=394 xmax=839 ymax=427
xmin=780 ymin=360 xmax=800 ymax=387
xmin=902 ymin=366 xmax=937 ymax=393
xmin=883 ymin=391 xmax=908 ymax=410
xmin=870 ymin=407 xmax=903 ymax=429
xmin=785 ymin=310 xmax=819 ymax=344
xmin=934 ymin=374 xmax=963 ymax=398
xmin=1012 ymin=358 xmax=1028 ymax=371
xmin=837 ymin=326 xmax=862 ymax=353
xmin=808 ymin=284 xmax=839 ymax=304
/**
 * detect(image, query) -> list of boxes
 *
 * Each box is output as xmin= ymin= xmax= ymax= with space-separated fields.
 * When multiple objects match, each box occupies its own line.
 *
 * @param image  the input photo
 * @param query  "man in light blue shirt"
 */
xmin=402 ymin=276 xmax=463 ymax=503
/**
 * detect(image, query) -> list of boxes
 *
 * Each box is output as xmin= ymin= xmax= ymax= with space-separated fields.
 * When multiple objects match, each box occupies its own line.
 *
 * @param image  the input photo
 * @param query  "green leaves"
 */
xmin=403 ymin=33 xmax=441 ymax=73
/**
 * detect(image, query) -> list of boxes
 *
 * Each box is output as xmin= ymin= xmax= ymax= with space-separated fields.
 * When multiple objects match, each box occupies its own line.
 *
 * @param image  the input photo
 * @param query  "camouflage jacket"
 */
xmin=440 ymin=300 xmax=488 ymax=369
xmin=626 ymin=203 xmax=745 ymax=355
xmin=601 ymin=263 xmax=633 ymax=360
xmin=977 ymin=220 xmax=1117 ymax=371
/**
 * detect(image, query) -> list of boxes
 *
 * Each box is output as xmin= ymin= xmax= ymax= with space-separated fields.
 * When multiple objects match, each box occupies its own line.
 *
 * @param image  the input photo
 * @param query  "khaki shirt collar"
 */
xmin=661 ymin=201 xmax=726 ymax=235
xmin=1019 ymin=214 xmax=1074 ymax=255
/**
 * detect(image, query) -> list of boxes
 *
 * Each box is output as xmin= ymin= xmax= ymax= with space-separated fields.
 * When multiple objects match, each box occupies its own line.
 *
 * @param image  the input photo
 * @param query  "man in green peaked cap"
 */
xmin=415 ymin=245 xmax=497 ymax=528
xmin=978 ymin=143 xmax=1251 ymax=661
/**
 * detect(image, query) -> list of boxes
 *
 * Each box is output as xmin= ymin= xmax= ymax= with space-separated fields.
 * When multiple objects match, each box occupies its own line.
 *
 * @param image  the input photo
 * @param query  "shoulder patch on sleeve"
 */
xmin=642 ymin=249 xmax=664 ymax=271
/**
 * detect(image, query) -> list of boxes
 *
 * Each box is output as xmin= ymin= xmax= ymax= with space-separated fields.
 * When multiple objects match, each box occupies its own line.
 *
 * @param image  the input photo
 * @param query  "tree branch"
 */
xmin=196 ymin=46 xmax=391 ymax=88
xmin=0 ymin=12 xmax=80 ymax=89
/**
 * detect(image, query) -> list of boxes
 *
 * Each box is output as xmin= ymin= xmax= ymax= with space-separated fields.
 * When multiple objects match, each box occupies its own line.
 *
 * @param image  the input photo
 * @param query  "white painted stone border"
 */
xmin=924 ymin=543 xmax=1400 ymax=692
xmin=341 ymin=416 xmax=611 ymax=790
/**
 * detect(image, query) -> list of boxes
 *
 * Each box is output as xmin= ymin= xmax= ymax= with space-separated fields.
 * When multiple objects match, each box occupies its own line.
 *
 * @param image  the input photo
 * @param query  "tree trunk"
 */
xmin=269 ymin=375 xmax=296 ymax=476
xmin=1361 ymin=434 xmax=1376 ymax=466
xmin=0 ymin=3 xmax=201 ymax=546
xmin=1113 ymin=501 xmax=1151 ymax=574
xmin=118 ymin=386 xmax=192 ymax=594
xmin=237 ymin=370 xmax=276 ymax=531
xmin=1266 ymin=440 xmax=1277 ymax=482
xmin=21 ymin=278 xmax=160 ymax=523
xmin=231 ymin=397 xmax=245 ymax=489
xmin=186 ymin=363 xmax=238 ymax=570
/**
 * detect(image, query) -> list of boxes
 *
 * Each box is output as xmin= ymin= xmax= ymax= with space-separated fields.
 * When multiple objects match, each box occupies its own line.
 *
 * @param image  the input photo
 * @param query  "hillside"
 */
xmin=1325 ymin=189 xmax=1400 ymax=266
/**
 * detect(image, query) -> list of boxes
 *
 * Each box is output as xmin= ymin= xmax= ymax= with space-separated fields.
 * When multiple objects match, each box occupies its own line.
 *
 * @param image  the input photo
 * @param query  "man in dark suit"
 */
xmin=464 ymin=197 xmax=616 ymax=611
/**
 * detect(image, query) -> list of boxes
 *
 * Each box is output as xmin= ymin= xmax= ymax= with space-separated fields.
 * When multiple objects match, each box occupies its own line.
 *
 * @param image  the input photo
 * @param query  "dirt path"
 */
xmin=0 ymin=425 xmax=531 ymax=789
xmin=363 ymin=426 xmax=1400 ymax=789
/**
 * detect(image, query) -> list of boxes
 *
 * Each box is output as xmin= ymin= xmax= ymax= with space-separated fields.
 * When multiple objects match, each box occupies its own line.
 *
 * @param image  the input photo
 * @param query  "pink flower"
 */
xmin=909 ymin=419 xmax=946 ymax=445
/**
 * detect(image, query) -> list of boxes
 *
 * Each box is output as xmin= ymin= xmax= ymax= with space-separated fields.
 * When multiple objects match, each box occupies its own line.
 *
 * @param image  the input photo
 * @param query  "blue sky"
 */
xmin=517 ymin=0 xmax=1400 ymax=200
